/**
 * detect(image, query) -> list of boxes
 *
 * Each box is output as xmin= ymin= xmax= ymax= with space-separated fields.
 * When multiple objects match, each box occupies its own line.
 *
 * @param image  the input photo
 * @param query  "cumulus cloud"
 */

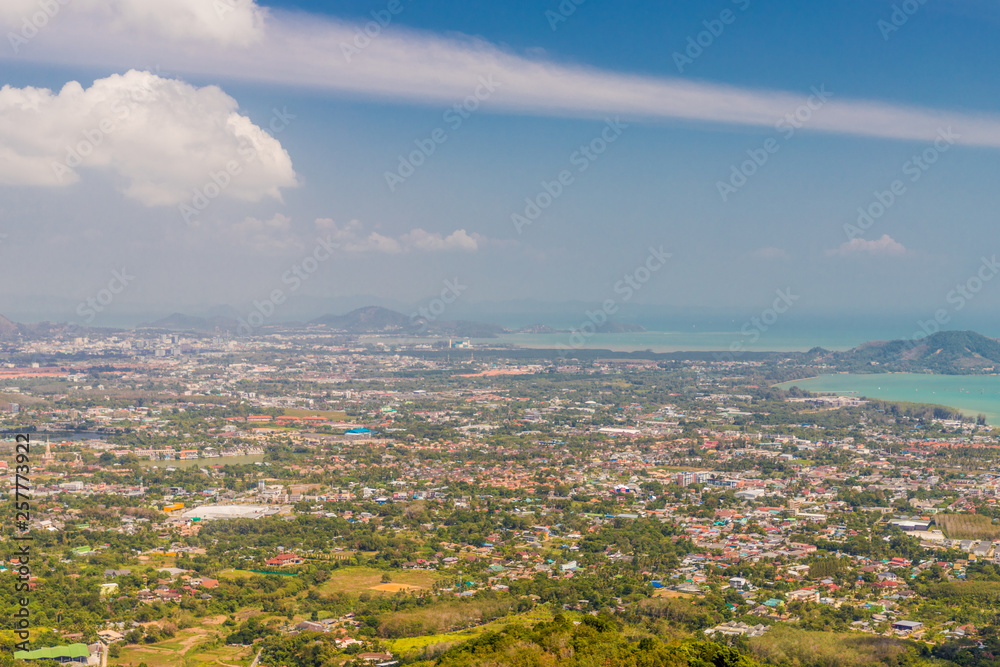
xmin=827 ymin=234 xmax=907 ymax=257
xmin=315 ymin=219 xmax=482 ymax=254
xmin=6 ymin=6 xmax=1000 ymax=148
xmin=0 ymin=70 xmax=297 ymax=206
xmin=1 ymin=0 xmax=266 ymax=46
xmin=401 ymin=228 xmax=479 ymax=252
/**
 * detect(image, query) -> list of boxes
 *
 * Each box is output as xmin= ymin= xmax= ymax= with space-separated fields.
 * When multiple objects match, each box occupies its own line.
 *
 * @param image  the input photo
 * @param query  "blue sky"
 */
xmin=1 ymin=0 xmax=999 ymax=340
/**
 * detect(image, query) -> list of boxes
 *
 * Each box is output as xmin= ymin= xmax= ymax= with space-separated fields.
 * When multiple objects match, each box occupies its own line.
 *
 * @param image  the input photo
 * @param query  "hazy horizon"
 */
xmin=4 ymin=1 xmax=1000 ymax=340
xmin=4 ymin=299 xmax=999 ymax=351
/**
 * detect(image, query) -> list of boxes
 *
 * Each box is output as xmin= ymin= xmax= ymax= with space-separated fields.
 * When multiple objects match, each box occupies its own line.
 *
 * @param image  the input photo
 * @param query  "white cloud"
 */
xmin=7 ymin=7 xmax=1000 ymax=148
xmin=315 ymin=219 xmax=482 ymax=254
xmin=827 ymin=234 xmax=907 ymax=257
xmin=362 ymin=232 xmax=404 ymax=255
xmin=401 ymin=228 xmax=479 ymax=252
xmin=0 ymin=70 xmax=297 ymax=206
xmin=0 ymin=0 xmax=266 ymax=46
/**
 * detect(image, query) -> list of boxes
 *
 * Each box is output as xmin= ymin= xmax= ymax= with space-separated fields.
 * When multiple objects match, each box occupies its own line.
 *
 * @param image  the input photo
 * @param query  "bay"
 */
xmin=775 ymin=373 xmax=1000 ymax=425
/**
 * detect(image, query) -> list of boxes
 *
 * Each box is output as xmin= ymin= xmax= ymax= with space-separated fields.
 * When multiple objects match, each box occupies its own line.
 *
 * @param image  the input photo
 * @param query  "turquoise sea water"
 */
xmin=775 ymin=374 xmax=1000 ymax=424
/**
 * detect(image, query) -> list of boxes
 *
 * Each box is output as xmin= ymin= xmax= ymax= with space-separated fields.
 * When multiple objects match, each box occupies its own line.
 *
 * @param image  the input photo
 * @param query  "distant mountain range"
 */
xmin=2 ymin=306 xmax=994 ymax=374
xmin=5 ymin=305 xmax=650 ymax=338
xmin=0 ymin=305 xmax=650 ymax=339
xmin=0 ymin=314 xmax=18 ymax=337
xmin=310 ymin=306 xmax=410 ymax=331
xmin=308 ymin=306 xmax=646 ymax=337
xmin=310 ymin=306 xmax=507 ymax=338
xmin=0 ymin=315 xmax=99 ymax=339
xmin=140 ymin=312 xmax=241 ymax=333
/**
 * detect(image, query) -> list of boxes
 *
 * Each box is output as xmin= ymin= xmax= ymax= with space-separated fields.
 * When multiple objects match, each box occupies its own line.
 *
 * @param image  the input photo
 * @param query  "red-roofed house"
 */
xmin=265 ymin=553 xmax=304 ymax=567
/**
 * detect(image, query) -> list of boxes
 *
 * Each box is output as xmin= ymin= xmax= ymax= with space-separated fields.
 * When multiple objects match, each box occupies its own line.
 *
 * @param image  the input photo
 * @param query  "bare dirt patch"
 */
xmin=653 ymin=590 xmax=696 ymax=599
xmin=372 ymin=583 xmax=422 ymax=592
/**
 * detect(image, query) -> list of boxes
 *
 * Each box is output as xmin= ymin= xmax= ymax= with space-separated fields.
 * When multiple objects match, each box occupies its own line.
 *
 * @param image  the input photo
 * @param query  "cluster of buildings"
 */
xmin=3 ymin=328 xmax=1000 ymax=659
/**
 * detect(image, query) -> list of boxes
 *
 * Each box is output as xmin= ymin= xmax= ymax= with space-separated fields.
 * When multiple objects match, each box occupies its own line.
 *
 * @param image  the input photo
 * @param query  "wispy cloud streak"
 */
xmin=5 ymin=4 xmax=1000 ymax=147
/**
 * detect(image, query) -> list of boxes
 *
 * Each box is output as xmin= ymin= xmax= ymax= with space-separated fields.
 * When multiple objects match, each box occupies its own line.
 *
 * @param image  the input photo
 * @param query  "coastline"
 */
xmin=775 ymin=373 xmax=1000 ymax=425
xmin=477 ymin=331 xmax=862 ymax=354
xmin=773 ymin=375 xmax=821 ymax=387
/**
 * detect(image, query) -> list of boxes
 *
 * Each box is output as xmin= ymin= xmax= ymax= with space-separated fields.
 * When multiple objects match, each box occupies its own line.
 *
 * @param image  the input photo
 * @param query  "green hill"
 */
xmin=830 ymin=330 xmax=1000 ymax=374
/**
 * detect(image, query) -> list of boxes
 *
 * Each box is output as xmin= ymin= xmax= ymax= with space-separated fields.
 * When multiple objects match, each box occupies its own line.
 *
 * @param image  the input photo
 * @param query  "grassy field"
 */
xmin=318 ymin=566 xmax=443 ymax=595
xmin=372 ymin=583 xmax=422 ymax=592
xmin=377 ymin=597 xmax=540 ymax=640
xmin=218 ymin=568 xmax=253 ymax=580
xmin=137 ymin=553 xmax=182 ymax=568
xmin=112 ymin=625 xmax=252 ymax=667
xmin=388 ymin=627 xmax=484 ymax=654
xmin=748 ymin=626 xmax=915 ymax=667
xmin=652 ymin=589 xmax=696 ymax=599
xmin=386 ymin=607 xmax=558 ymax=658
xmin=108 ymin=594 xmax=554 ymax=665
xmin=220 ymin=565 xmax=441 ymax=592
xmin=935 ymin=513 xmax=1000 ymax=540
